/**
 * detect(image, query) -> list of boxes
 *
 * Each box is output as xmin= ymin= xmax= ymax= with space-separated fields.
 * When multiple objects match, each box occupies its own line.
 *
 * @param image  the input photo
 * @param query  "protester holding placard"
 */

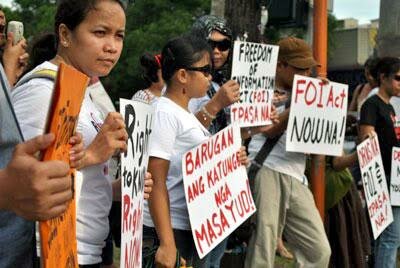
xmin=0 ymin=62 xmax=85 ymax=267
xmin=245 ymin=37 xmax=331 ymax=268
xmin=143 ymin=34 xmax=248 ymax=268
xmin=87 ymin=77 xmax=120 ymax=268
xmin=11 ymin=1 xmax=152 ymax=266
xmin=132 ymin=52 xmax=165 ymax=104
xmin=189 ymin=15 xmax=279 ymax=267
xmin=359 ymin=57 xmax=400 ymax=268
xmin=189 ymin=15 xmax=240 ymax=268
xmin=189 ymin=15 xmax=241 ymax=135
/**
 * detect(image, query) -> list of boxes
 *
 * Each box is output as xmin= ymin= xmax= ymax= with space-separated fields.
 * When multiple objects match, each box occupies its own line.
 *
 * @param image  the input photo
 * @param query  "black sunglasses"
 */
xmin=393 ymin=75 xmax=400 ymax=82
xmin=185 ymin=65 xmax=212 ymax=76
xmin=208 ymin=39 xmax=231 ymax=52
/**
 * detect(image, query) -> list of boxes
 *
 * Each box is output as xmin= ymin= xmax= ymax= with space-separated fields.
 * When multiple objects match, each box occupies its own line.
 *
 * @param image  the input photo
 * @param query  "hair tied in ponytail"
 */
xmin=167 ymin=47 xmax=175 ymax=62
xmin=154 ymin=54 xmax=162 ymax=68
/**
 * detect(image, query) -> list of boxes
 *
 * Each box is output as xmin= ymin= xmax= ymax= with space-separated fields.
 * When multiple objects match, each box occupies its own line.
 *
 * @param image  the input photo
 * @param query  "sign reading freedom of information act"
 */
xmin=230 ymin=41 xmax=279 ymax=127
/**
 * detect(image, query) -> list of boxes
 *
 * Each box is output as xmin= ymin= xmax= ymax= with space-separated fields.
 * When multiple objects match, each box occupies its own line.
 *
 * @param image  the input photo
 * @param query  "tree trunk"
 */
xmin=377 ymin=0 xmax=400 ymax=57
xmin=224 ymin=0 xmax=261 ymax=42
xmin=211 ymin=0 xmax=225 ymax=18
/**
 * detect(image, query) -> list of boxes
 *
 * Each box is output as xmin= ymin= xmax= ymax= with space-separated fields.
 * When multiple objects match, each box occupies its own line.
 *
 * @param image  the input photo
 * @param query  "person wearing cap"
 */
xmin=245 ymin=36 xmax=331 ymax=268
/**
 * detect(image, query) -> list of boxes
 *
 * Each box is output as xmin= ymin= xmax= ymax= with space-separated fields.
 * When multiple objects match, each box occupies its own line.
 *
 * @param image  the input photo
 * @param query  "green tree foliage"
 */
xmin=104 ymin=0 xmax=211 ymax=101
xmin=5 ymin=0 xmax=210 ymax=102
xmin=1 ymin=5 xmax=22 ymax=27
xmin=9 ymin=0 xmax=56 ymax=36
xmin=327 ymin=13 xmax=341 ymax=58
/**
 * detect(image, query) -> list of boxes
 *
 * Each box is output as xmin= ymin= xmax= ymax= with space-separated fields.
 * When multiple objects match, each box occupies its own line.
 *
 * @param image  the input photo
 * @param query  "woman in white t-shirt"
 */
xmin=132 ymin=52 xmax=165 ymax=104
xmin=143 ymin=34 xmax=248 ymax=268
xmin=11 ymin=1 xmax=152 ymax=267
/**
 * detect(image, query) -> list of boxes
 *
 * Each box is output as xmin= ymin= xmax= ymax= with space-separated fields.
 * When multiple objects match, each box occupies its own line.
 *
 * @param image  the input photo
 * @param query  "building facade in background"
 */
xmin=329 ymin=18 xmax=378 ymax=70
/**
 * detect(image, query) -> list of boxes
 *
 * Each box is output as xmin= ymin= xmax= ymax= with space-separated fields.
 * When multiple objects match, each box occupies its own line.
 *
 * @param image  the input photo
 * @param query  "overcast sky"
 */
xmin=333 ymin=0 xmax=380 ymax=24
xmin=1 ymin=0 xmax=12 ymax=7
xmin=2 ymin=0 xmax=380 ymax=24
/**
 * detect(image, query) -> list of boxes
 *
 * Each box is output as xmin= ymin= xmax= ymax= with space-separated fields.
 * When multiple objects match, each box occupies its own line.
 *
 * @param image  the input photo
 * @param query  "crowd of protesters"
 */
xmin=1 ymin=1 xmax=400 ymax=268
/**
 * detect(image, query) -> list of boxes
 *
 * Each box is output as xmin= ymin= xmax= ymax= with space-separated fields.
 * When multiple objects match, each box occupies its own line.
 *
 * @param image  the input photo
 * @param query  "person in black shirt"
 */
xmin=359 ymin=57 xmax=400 ymax=268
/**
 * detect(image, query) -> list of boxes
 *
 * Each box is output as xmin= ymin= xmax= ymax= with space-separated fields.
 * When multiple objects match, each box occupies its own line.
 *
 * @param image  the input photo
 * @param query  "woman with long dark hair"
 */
xmin=143 ymin=33 xmax=249 ymax=268
xmin=11 ymin=1 xmax=152 ymax=266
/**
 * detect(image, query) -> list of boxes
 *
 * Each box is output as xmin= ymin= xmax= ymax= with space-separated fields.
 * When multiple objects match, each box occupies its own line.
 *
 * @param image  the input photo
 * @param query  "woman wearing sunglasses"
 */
xmin=189 ymin=15 xmax=240 ymax=135
xmin=143 ymin=34 xmax=248 ymax=268
xmin=189 ymin=15 xmax=281 ymax=268
xmin=359 ymin=57 xmax=400 ymax=268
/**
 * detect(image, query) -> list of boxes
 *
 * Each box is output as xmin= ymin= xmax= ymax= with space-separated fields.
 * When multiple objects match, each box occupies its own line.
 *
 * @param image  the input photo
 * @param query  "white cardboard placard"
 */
xmin=357 ymin=135 xmax=393 ymax=239
xmin=230 ymin=41 xmax=279 ymax=127
xmin=286 ymin=75 xmax=348 ymax=156
xmin=120 ymin=98 xmax=154 ymax=268
xmin=182 ymin=124 xmax=256 ymax=258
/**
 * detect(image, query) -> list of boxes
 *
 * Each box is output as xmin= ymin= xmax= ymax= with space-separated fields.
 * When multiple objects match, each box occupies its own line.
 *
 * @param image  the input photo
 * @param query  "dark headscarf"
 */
xmin=192 ymin=15 xmax=234 ymax=133
xmin=191 ymin=15 xmax=232 ymax=85
xmin=192 ymin=15 xmax=232 ymax=40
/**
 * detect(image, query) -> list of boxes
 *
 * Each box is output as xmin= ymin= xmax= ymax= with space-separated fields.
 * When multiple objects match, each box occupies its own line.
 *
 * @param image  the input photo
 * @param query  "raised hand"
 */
xmin=213 ymin=80 xmax=240 ymax=109
xmin=2 ymin=32 xmax=29 ymax=86
xmin=83 ymin=112 xmax=128 ymax=167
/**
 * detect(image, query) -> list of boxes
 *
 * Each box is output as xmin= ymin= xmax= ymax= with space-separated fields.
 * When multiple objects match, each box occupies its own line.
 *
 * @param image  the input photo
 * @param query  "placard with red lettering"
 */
xmin=390 ymin=147 xmax=400 ymax=206
xmin=286 ymin=75 xmax=348 ymax=156
xmin=357 ymin=135 xmax=393 ymax=239
xmin=230 ymin=41 xmax=279 ymax=127
xmin=182 ymin=124 xmax=256 ymax=258
xmin=120 ymin=98 xmax=153 ymax=268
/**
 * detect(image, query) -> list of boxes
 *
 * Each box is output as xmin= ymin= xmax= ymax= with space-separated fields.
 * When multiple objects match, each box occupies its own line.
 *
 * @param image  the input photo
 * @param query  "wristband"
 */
xmin=201 ymin=105 xmax=216 ymax=120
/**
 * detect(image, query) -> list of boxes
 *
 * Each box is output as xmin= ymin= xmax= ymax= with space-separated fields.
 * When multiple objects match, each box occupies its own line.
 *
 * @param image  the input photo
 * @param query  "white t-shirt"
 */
xmin=132 ymin=86 xmax=166 ymax=105
xmin=87 ymin=81 xmax=119 ymax=180
xmin=247 ymin=104 xmax=307 ymax=183
xmin=132 ymin=89 xmax=158 ymax=104
xmin=88 ymin=80 xmax=116 ymax=118
xmin=188 ymin=83 xmax=213 ymax=112
xmin=11 ymin=61 xmax=111 ymax=265
xmin=143 ymin=97 xmax=210 ymax=230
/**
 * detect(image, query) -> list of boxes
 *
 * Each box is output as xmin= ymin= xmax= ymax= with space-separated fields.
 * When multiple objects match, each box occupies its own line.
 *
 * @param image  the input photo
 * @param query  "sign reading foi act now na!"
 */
xmin=286 ymin=75 xmax=348 ymax=156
